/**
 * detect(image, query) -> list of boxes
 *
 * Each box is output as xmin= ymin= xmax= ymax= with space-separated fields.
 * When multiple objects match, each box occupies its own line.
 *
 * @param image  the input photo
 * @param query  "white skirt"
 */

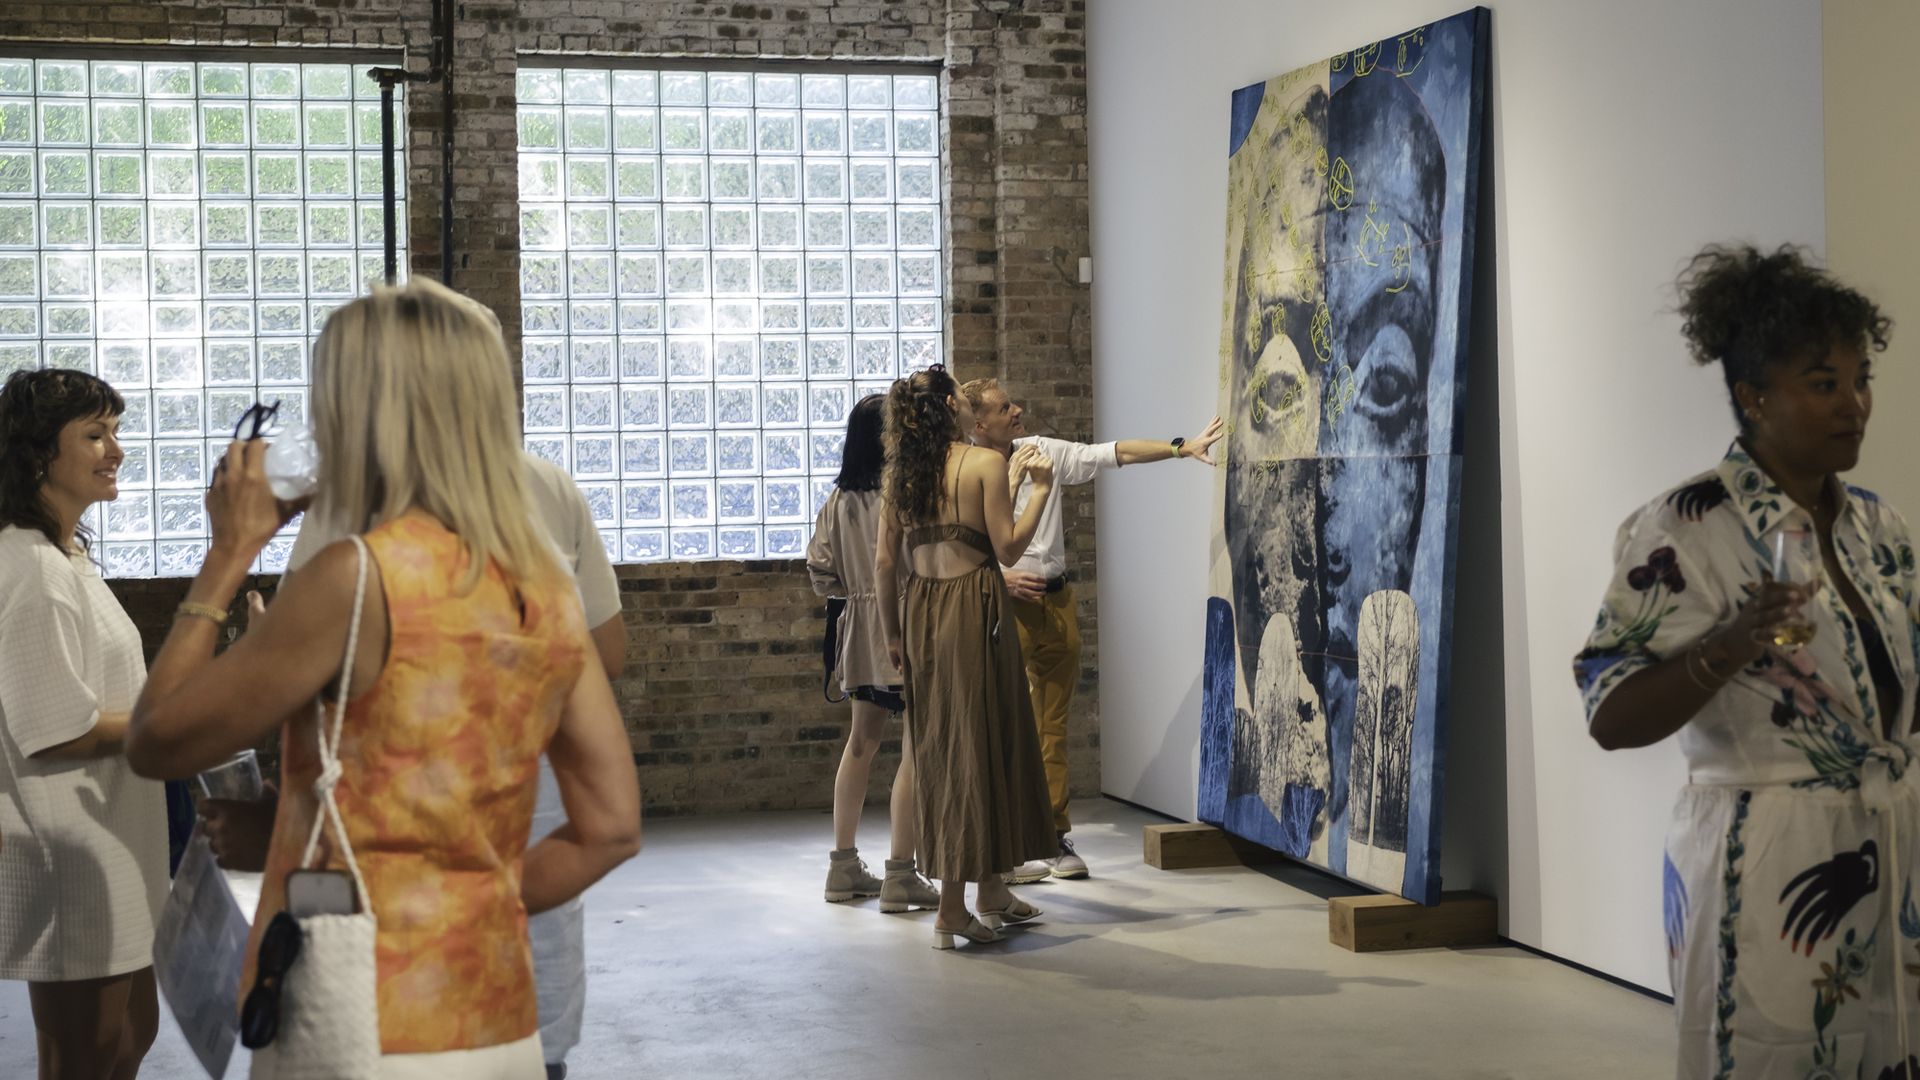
xmin=378 ymin=1033 xmax=545 ymax=1080
xmin=253 ymin=1032 xmax=545 ymax=1080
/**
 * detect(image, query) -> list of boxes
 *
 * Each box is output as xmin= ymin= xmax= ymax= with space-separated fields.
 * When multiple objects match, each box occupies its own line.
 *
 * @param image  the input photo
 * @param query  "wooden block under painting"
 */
xmin=1199 ymin=8 xmax=1491 ymax=905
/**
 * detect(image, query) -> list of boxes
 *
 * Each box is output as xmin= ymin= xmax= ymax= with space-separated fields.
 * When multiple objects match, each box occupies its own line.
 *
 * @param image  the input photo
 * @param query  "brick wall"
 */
xmin=3 ymin=0 xmax=1095 ymax=818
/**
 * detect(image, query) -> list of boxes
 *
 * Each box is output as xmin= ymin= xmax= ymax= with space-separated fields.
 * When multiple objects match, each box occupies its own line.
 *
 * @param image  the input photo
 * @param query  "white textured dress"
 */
xmin=0 ymin=525 xmax=167 ymax=981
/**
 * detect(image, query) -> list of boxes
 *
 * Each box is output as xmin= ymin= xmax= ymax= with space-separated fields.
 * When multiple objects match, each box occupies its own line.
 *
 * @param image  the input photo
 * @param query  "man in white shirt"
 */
xmin=960 ymin=378 xmax=1222 ymax=880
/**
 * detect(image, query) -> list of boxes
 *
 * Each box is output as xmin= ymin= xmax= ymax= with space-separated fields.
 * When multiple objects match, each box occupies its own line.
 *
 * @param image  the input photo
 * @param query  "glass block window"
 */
xmin=515 ymin=65 xmax=944 ymax=563
xmin=0 ymin=56 xmax=405 ymax=577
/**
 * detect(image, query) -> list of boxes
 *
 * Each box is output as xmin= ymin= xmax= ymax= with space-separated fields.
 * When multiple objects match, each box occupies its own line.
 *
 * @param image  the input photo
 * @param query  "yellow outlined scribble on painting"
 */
xmin=1328 ymin=156 xmax=1355 ymax=211
xmin=1351 ymin=42 xmax=1381 ymax=77
xmin=1394 ymin=28 xmax=1428 ymax=78
xmin=1386 ymin=224 xmax=1416 ymax=294
xmin=1353 ymin=200 xmax=1390 ymax=268
xmin=1309 ymin=301 xmax=1334 ymax=364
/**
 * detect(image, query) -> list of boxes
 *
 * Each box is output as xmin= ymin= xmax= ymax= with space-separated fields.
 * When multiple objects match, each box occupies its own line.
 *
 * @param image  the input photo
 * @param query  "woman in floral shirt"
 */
xmin=1577 ymin=246 xmax=1918 ymax=1079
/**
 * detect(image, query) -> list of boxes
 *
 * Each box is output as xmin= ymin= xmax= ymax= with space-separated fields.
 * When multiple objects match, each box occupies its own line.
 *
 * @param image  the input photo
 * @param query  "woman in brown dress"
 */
xmin=876 ymin=366 xmax=1059 ymax=949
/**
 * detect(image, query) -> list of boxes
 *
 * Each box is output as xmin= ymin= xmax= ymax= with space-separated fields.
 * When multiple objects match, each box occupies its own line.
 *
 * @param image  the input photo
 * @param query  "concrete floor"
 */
xmin=0 ymin=798 xmax=1676 ymax=1079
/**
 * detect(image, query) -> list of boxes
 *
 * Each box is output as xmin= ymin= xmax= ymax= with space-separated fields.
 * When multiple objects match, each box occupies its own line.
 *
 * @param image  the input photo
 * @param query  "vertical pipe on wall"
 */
xmin=381 ymin=80 xmax=397 ymax=284
xmin=439 ymin=0 xmax=455 ymax=285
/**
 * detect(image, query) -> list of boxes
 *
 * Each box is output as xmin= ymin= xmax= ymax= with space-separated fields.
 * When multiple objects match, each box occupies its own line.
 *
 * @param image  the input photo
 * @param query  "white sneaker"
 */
xmin=1048 ymin=836 xmax=1088 ymax=879
xmin=1004 ymin=859 xmax=1053 ymax=885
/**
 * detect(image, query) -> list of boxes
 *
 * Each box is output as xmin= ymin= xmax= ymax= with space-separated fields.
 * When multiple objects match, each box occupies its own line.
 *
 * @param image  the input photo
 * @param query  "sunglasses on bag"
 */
xmin=239 ymin=910 xmax=302 ymax=1050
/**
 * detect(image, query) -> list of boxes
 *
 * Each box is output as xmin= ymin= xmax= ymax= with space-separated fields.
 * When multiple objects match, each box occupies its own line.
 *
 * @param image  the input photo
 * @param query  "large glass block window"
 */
xmin=515 ymin=65 xmax=943 ymax=562
xmin=0 ymin=56 xmax=405 ymax=577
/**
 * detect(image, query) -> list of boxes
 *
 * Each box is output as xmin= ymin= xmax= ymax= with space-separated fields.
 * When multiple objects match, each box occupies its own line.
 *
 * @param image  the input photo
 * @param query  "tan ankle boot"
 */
xmin=879 ymin=857 xmax=940 ymax=913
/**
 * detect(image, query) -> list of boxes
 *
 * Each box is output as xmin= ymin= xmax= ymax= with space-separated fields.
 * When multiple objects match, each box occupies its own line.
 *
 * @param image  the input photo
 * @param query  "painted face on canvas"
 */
xmin=1222 ymin=80 xmax=1330 ymax=692
xmin=1316 ymin=70 xmax=1445 ymax=670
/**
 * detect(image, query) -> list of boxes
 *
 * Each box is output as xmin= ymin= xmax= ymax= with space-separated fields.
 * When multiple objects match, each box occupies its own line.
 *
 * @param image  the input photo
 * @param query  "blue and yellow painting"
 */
xmin=1202 ymin=9 xmax=1489 ymax=904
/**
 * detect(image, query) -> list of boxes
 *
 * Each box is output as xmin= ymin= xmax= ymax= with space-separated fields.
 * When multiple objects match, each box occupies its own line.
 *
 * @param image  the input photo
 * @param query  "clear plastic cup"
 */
xmin=197 ymin=749 xmax=263 ymax=801
xmin=264 ymin=424 xmax=319 ymax=501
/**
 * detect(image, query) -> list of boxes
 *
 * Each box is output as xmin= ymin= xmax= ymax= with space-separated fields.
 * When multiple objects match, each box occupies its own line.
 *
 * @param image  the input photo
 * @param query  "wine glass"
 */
xmin=1771 ymin=527 xmax=1819 ymax=647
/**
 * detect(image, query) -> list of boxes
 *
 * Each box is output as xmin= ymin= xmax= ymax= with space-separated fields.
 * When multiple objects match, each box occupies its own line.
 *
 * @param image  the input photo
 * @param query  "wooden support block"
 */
xmin=1143 ymin=822 xmax=1279 ymax=870
xmin=1328 ymin=891 xmax=1499 ymax=952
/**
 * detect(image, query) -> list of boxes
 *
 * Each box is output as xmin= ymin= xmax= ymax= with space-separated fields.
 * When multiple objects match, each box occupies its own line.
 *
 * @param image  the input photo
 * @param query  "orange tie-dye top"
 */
xmin=241 ymin=511 xmax=587 ymax=1054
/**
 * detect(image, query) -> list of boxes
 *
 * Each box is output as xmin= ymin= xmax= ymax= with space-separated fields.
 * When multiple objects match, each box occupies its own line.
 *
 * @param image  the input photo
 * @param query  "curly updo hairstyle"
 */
xmin=1677 ymin=244 xmax=1891 ymax=428
xmin=0 ymin=368 xmax=125 ymax=553
xmin=883 ymin=366 xmax=963 ymax=527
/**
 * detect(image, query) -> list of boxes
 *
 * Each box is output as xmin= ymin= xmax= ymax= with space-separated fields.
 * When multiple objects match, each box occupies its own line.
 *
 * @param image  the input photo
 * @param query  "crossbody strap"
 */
xmin=298 ymin=534 xmax=373 ymax=908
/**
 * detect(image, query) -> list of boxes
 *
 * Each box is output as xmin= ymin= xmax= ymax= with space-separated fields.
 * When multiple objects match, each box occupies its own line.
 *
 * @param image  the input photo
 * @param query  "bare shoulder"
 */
xmin=277 ymin=538 xmax=375 ymax=612
xmin=959 ymin=445 xmax=1006 ymax=478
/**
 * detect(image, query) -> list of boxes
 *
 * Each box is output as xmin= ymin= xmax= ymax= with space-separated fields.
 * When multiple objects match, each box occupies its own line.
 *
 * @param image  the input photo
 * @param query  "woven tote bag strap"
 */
xmin=297 ymin=535 xmax=373 ymax=908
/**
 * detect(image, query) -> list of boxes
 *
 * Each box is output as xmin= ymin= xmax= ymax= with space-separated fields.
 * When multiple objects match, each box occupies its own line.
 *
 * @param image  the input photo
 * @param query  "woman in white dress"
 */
xmin=1577 ymin=246 xmax=1920 ymax=1077
xmin=0 ymin=369 xmax=168 ymax=1080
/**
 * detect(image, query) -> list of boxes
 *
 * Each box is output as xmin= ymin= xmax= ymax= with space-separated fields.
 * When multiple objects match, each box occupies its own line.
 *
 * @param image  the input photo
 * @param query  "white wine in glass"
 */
xmin=1772 ymin=527 xmax=1818 ymax=647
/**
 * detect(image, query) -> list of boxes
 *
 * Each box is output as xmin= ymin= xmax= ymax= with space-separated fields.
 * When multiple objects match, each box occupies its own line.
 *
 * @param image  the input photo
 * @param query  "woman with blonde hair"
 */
xmin=128 ymin=278 xmax=641 ymax=1076
xmin=876 ymin=365 xmax=1058 ymax=949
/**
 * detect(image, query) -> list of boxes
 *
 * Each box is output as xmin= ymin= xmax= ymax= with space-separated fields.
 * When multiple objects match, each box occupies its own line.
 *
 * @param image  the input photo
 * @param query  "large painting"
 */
xmin=1200 ymin=9 xmax=1489 ymax=904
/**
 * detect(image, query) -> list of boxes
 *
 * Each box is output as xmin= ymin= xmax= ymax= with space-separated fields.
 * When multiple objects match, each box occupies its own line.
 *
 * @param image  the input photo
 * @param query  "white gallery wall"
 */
xmin=1088 ymin=0 xmax=1824 ymax=991
xmin=1825 ymin=0 xmax=1920 ymax=513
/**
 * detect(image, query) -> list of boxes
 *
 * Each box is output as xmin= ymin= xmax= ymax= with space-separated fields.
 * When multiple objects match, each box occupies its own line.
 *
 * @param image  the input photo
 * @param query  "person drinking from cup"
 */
xmin=126 ymin=279 xmax=641 ymax=1077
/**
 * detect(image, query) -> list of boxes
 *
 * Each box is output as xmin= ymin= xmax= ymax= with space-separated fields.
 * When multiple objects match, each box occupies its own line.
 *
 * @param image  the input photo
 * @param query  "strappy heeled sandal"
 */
xmin=978 ymin=898 xmax=1043 ymax=930
xmin=932 ymin=916 xmax=1003 ymax=950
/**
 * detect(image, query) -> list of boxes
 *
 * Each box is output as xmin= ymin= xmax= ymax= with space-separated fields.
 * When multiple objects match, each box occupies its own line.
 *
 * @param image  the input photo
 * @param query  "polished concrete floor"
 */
xmin=0 ymin=798 xmax=1675 ymax=1078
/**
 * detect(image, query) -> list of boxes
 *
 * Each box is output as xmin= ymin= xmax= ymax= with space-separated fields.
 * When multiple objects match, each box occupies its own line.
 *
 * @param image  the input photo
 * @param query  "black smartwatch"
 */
xmin=1170 ymin=437 xmax=1186 ymax=459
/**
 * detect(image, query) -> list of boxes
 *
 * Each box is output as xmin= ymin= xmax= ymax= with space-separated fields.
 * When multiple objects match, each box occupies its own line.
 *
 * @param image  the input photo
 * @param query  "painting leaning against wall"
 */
xmin=1199 ymin=8 xmax=1490 ymax=904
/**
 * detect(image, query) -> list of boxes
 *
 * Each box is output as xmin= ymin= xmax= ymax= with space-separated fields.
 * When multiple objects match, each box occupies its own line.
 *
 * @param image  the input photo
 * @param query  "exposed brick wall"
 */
xmin=613 ymin=560 xmax=841 ymax=816
xmin=5 ymin=0 xmax=1095 ymax=817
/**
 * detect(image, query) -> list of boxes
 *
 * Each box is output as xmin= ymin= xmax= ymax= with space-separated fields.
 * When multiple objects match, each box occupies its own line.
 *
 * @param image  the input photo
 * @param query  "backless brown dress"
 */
xmin=901 ymin=449 xmax=1056 ymax=881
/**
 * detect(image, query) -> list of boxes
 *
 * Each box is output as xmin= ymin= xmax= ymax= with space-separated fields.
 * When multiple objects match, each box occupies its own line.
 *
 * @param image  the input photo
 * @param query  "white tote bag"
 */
xmin=252 ymin=536 xmax=381 ymax=1080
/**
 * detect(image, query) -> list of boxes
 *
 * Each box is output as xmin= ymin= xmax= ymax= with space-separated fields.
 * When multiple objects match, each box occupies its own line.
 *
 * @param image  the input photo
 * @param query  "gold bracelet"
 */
xmin=175 ymin=601 xmax=229 ymax=627
xmin=1684 ymin=645 xmax=1727 ymax=693
xmin=1696 ymin=643 xmax=1738 ymax=683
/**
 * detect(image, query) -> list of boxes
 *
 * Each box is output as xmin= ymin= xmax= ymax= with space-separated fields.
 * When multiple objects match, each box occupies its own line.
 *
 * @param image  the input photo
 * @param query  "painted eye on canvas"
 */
xmin=1352 ymin=324 xmax=1422 ymax=440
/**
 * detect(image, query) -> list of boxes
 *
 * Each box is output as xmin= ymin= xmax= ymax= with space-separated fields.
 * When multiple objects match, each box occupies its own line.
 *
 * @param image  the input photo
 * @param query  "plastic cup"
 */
xmin=264 ymin=424 xmax=319 ymax=501
xmin=197 ymin=749 xmax=263 ymax=802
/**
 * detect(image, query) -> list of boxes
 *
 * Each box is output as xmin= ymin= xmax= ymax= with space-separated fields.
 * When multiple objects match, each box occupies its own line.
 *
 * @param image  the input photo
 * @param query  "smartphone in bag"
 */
xmin=286 ymin=870 xmax=358 ymax=917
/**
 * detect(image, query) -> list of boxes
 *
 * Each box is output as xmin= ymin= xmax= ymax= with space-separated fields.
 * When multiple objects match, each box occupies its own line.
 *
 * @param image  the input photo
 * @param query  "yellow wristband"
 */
xmin=1170 ymin=441 xmax=1183 ymax=459
xmin=175 ymin=601 xmax=229 ymax=627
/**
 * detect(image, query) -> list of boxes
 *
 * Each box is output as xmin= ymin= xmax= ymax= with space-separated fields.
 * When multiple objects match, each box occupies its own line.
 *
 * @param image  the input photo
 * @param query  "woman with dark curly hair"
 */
xmin=0 ymin=368 xmax=167 ymax=1080
xmin=1574 ymin=245 xmax=1920 ymax=1077
xmin=875 ymin=366 xmax=1058 ymax=949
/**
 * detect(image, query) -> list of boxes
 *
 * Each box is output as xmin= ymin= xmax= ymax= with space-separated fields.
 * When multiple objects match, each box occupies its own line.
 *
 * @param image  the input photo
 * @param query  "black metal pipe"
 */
xmin=439 ymin=0 xmax=454 ymax=285
xmin=366 ymin=0 xmax=452 ymax=288
xmin=381 ymin=80 xmax=397 ymax=285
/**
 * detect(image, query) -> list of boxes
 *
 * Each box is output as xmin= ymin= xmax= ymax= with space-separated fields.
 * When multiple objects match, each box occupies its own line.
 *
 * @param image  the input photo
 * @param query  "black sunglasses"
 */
xmin=239 ymin=911 xmax=303 ymax=1050
xmin=234 ymin=399 xmax=281 ymax=443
